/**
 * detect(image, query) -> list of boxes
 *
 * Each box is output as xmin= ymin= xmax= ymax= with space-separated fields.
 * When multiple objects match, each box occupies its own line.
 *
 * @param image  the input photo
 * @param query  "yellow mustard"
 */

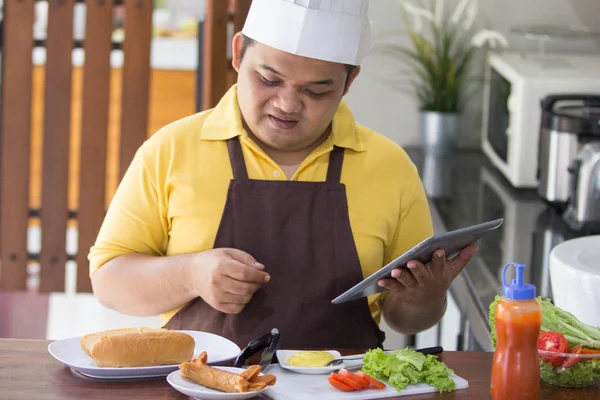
xmin=285 ymin=351 xmax=335 ymax=367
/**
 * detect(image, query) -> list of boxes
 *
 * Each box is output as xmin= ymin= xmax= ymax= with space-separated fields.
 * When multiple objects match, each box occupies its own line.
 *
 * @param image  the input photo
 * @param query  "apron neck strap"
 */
xmin=227 ymin=137 xmax=249 ymax=179
xmin=227 ymin=137 xmax=344 ymax=183
xmin=326 ymin=146 xmax=344 ymax=183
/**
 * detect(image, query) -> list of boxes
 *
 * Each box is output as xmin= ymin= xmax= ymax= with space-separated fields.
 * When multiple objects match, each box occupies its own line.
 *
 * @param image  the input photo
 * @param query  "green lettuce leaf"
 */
xmin=540 ymin=358 xmax=600 ymax=387
xmin=488 ymin=295 xmax=600 ymax=349
xmin=489 ymin=295 xmax=502 ymax=348
xmin=537 ymin=297 xmax=600 ymax=349
xmin=361 ymin=348 xmax=456 ymax=393
xmin=423 ymin=354 xmax=457 ymax=391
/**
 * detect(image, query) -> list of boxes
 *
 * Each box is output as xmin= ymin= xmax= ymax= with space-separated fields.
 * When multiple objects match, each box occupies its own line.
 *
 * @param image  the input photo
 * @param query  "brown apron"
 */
xmin=164 ymin=137 xmax=385 ymax=349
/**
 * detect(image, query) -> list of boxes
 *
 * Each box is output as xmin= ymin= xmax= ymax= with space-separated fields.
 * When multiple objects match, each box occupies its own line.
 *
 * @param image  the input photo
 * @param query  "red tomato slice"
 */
xmin=328 ymin=375 xmax=354 ymax=392
xmin=330 ymin=373 xmax=364 ymax=391
xmin=356 ymin=371 xmax=386 ymax=390
xmin=338 ymin=369 xmax=370 ymax=389
xmin=538 ymin=331 xmax=569 ymax=366
xmin=561 ymin=344 xmax=583 ymax=368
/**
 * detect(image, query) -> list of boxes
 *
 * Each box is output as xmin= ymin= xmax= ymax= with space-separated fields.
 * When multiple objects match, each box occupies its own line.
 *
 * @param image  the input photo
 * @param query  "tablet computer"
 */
xmin=330 ymin=218 xmax=504 ymax=304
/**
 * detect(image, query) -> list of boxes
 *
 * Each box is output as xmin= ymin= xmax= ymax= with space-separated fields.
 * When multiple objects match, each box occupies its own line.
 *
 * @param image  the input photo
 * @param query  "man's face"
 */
xmin=232 ymin=33 xmax=360 ymax=153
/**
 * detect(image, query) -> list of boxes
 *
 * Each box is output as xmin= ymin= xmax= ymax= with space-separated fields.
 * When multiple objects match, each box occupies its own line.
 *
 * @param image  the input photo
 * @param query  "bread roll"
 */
xmin=80 ymin=327 xmax=195 ymax=367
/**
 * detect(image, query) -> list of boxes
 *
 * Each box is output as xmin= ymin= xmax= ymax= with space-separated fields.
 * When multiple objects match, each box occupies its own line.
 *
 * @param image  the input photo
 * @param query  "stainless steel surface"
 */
xmin=419 ymin=111 xmax=460 ymax=156
xmin=405 ymin=149 xmax=593 ymax=352
xmin=259 ymin=328 xmax=280 ymax=371
xmin=537 ymin=94 xmax=600 ymax=207
xmin=537 ymin=127 xmax=580 ymax=204
xmin=421 ymin=154 xmax=456 ymax=199
xmin=563 ymin=142 xmax=600 ymax=233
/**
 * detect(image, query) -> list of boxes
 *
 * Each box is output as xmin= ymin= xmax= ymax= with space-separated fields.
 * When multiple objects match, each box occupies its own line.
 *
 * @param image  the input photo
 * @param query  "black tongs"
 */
xmin=233 ymin=328 xmax=281 ymax=370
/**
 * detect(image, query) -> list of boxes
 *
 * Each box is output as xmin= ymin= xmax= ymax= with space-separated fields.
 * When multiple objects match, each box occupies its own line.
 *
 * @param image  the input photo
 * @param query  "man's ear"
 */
xmin=232 ymin=32 xmax=244 ymax=72
xmin=343 ymin=66 xmax=361 ymax=95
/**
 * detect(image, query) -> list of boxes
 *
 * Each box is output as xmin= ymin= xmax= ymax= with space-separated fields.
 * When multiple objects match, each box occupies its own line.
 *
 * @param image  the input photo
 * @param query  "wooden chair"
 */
xmin=199 ymin=0 xmax=252 ymax=110
xmin=0 ymin=0 xmax=251 ymax=295
xmin=0 ymin=0 xmax=152 ymax=293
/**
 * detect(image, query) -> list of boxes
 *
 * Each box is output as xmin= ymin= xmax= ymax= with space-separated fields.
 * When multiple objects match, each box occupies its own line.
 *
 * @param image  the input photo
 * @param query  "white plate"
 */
xmin=263 ymin=364 xmax=469 ymax=400
xmin=167 ymin=367 xmax=268 ymax=399
xmin=48 ymin=330 xmax=241 ymax=380
xmin=276 ymin=350 xmax=353 ymax=375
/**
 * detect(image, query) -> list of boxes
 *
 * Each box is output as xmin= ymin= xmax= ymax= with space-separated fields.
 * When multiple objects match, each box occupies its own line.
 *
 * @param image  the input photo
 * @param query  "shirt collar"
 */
xmin=201 ymin=84 xmax=366 ymax=152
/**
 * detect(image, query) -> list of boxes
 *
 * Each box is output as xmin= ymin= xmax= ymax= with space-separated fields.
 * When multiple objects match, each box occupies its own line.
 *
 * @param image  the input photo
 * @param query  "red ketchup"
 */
xmin=491 ymin=263 xmax=542 ymax=399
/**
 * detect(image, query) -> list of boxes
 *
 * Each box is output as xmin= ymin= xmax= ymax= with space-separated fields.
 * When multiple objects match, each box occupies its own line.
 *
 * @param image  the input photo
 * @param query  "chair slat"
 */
xmin=233 ymin=0 xmax=252 ymax=34
xmin=201 ymin=0 xmax=229 ymax=110
xmin=76 ymin=0 xmax=114 ymax=293
xmin=0 ymin=0 xmax=35 ymax=290
xmin=39 ymin=0 xmax=75 ymax=293
xmin=119 ymin=0 xmax=153 ymax=180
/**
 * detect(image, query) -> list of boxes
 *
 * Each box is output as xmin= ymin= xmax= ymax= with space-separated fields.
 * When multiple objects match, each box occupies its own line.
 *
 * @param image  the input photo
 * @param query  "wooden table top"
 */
xmin=1 ymin=339 xmax=598 ymax=399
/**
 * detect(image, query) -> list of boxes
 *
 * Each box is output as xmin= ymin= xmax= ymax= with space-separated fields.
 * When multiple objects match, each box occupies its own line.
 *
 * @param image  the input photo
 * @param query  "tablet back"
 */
xmin=330 ymin=218 xmax=504 ymax=304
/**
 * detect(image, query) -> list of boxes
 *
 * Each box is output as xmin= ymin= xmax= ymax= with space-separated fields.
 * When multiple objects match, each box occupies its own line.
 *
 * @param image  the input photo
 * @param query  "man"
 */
xmin=89 ymin=0 xmax=478 ymax=350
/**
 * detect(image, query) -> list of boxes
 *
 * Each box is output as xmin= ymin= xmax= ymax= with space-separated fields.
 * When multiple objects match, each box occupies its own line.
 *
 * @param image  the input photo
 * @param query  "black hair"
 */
xmin=240 ymin=34 xmax=357 ymax=76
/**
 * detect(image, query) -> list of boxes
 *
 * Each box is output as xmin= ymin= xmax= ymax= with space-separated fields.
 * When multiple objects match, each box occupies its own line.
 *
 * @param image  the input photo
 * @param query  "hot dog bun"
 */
xmin=80 ymin=327 xmax=195 ymax=367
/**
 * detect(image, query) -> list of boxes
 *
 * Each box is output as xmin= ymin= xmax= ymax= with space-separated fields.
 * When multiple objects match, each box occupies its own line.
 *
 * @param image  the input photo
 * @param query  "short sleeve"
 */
xmin=384 ymin=162 xmax=434 ymax=266
xmin=88 ymin=144 xmax=169 ymax=275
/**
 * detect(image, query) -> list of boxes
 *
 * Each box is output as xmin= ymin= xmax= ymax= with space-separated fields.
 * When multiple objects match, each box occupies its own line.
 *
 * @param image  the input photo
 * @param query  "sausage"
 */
xmin=180 ymin=353 xmax=249 ymax=393
xmin=180 ymin=352 xmax=276 ymax=393
xmin=240 ymin=365 xmax=261 ymax=381
xmin=249 ymin=373 xmax=277 ymax=386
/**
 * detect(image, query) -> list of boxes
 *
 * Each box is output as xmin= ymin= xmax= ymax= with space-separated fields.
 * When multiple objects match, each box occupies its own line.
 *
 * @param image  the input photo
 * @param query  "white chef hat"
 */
xmin=241 ymin=0 xmax=372 ymax=66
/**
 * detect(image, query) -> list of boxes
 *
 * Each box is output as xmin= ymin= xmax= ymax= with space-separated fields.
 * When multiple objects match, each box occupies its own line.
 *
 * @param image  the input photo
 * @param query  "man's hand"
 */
xmin=192 ymin=248 xmax=270 ymax=315
xmin=380 ymin=244 xmax=479 ymax=334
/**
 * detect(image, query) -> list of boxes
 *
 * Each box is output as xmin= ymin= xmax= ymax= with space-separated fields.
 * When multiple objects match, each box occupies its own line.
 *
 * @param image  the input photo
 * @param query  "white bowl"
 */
xmin=276 ymin=350 xmax=346 ymax=375
xmin=549 ymin=235 xmax=600 ymax=327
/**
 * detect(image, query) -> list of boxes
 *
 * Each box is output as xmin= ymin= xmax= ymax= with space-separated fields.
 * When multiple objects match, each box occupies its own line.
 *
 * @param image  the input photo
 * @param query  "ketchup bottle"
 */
xmin=491 ymin=263 xmax=542 ymax=400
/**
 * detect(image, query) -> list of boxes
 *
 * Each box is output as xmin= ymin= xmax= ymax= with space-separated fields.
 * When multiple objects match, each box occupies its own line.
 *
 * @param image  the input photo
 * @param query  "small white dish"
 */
xmin=276 ymin=350 xmax=345 ymax=375
xmin=48 ymin=330 xmax=241 ymax=380
xmin=167 ymin=367 xmax=268 ymax=399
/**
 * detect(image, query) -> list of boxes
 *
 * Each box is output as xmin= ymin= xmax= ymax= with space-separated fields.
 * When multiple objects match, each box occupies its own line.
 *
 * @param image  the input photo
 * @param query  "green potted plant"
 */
xmin=381 ymin=0 xmax=509 ymax=155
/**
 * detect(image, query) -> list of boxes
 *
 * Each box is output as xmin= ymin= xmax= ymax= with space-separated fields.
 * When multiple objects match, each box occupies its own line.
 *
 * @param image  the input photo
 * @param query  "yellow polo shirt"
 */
xmin=88 ymin=85 xmax=433 ymax=326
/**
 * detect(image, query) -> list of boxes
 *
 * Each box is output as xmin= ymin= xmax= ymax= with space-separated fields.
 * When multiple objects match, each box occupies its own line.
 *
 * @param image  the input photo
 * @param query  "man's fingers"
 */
xmin=429 ymin=250 xmax=446 ymax=274
xmin=222 ymin=278 xmax=262 ymax=296
xmin=447 ymin=244 xmax=479 ymax=277
xmin=218 ymin=291 xmax=254 ymax=306
xmin=390 ymin=267 xmax=417 ymax=287
xmin=216 ymin=302 xmax=247 ymax=315
xmin=377 ymin=278 xmax=405 ymax=292
xmin=406 ymin=260 xmax=432 ymax=283
xmin=224 ymin=248 xmax=264 ymax=268
xmin=225 ymin=260 xmax=271 ymax=284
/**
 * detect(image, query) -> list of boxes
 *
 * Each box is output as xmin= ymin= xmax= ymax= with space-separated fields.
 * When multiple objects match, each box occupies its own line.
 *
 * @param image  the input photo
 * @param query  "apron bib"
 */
xmin=164 ymin=137 xmax=385 ymax=349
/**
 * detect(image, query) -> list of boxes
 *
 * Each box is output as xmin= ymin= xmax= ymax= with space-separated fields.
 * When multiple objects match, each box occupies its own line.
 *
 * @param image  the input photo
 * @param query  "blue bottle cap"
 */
xmin=502 ymin=262 xmax=536 ymax=300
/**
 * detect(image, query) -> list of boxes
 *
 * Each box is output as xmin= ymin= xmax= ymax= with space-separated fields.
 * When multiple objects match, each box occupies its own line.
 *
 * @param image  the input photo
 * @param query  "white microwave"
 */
xmin=481 ymin=51 xmax=600 ymax=188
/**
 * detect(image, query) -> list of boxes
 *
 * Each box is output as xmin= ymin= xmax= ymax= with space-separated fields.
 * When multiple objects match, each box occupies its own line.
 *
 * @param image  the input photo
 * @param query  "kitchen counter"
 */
xmin=3 ymin=339 xmax=598 ymax=399
xmin=404 ymin=149 xmax=590 ymax=351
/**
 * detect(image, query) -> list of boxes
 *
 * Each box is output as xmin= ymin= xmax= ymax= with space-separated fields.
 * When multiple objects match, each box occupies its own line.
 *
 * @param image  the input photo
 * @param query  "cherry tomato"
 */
xmin=356 ymin=371 xmax=386 ymax=389
xmin=338 ymin=369 xmax=370 ymax=389
xmin=328 ymin=374 xmax=354 ymax=392
xmin=538 ymin=331 xmax=569 ymax=366
xmin=561 ymin=344 xmax=583 ymax=368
